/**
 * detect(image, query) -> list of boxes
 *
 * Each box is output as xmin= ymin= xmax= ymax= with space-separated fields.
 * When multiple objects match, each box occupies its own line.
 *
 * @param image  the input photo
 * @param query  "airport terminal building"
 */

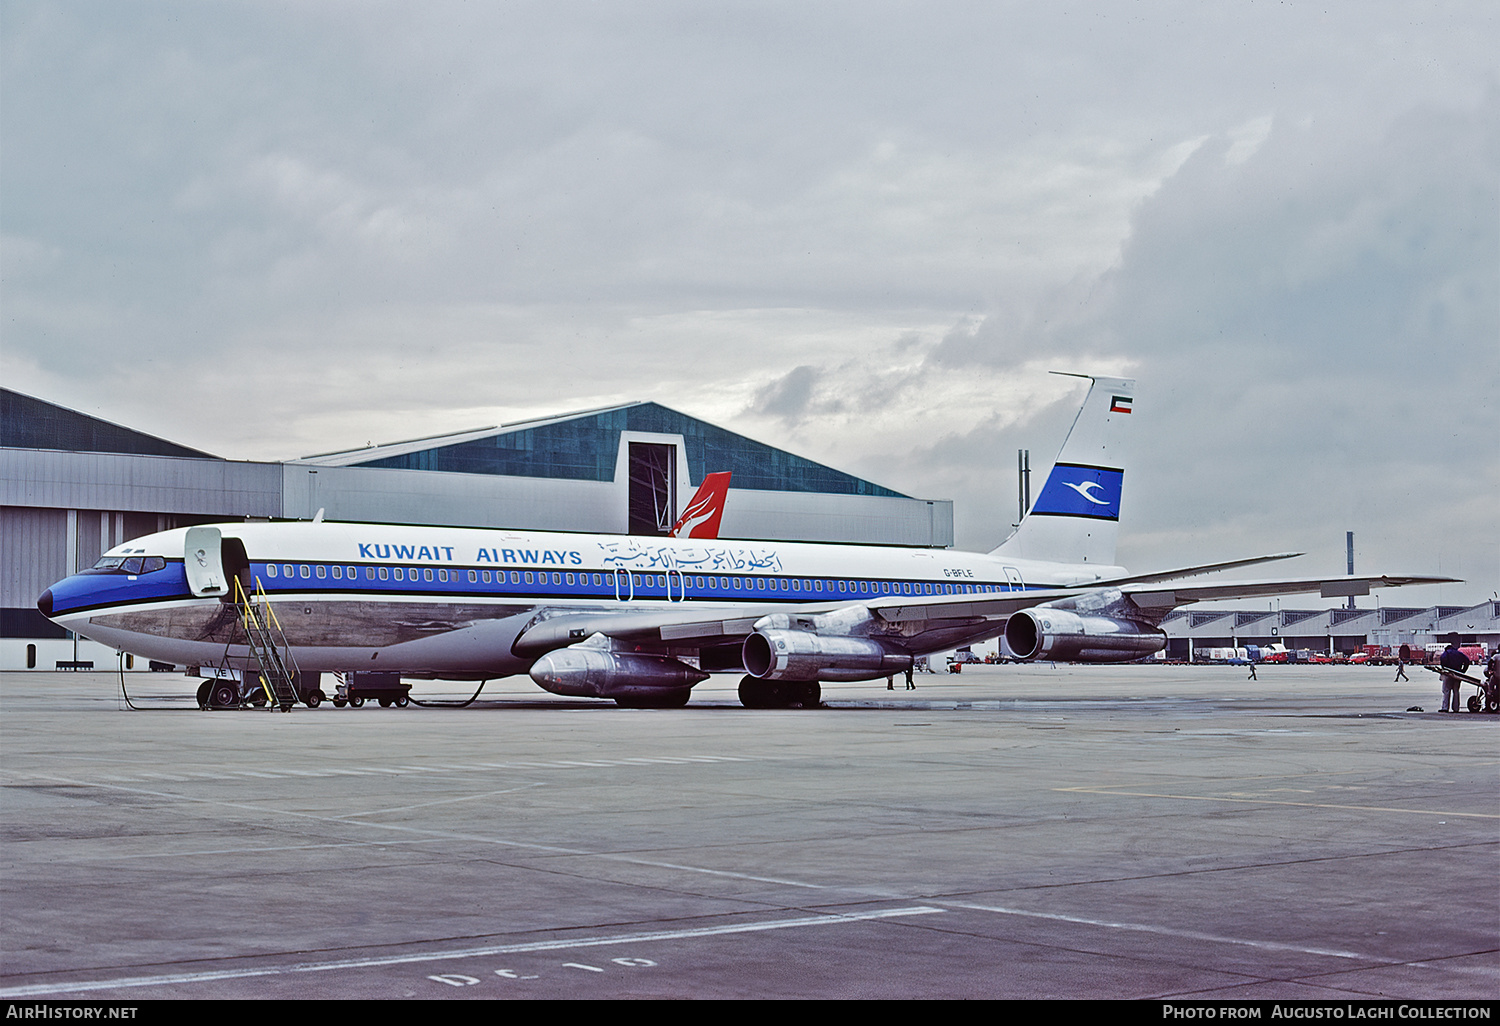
xmin=1 ymin=388 xmax=952 ymax=670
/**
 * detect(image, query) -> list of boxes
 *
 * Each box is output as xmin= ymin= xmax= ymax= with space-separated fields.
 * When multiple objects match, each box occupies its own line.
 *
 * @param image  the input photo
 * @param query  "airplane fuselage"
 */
xmin=40 ymin=521 xmax=1122 ymax=678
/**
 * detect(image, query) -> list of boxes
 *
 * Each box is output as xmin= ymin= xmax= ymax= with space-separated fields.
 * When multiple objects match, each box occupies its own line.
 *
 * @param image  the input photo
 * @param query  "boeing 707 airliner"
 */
xmin=37 ymin=376 xmax=1455 ymax=708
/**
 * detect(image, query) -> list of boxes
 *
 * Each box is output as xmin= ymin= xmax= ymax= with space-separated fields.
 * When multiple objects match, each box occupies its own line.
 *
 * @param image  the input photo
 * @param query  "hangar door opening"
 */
xmin=628 ymin=442 xmax=676 ymax=536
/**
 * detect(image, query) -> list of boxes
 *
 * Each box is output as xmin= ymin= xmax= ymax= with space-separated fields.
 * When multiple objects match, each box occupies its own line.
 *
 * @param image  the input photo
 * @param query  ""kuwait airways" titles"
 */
xmin=356 ymin=542 xmax=583 ymax=566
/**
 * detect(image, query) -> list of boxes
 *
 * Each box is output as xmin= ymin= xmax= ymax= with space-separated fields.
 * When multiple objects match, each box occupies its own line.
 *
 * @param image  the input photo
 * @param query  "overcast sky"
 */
xmin=3 ymin=1 xmax=1496 ymax=605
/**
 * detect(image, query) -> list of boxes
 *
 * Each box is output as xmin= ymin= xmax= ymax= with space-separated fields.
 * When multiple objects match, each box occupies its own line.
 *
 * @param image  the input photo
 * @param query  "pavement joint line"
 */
xmin=8 ymin=754 xmax=764 ymax=786
xmin=1053 ymin=785 xmax=1500 ymax=819
xmin=596 ymin=855 xmax=829 ymax=889
xmin=0 ymin=905 xmax=947 ymax=998
xmin=12 ymin=771 xmax=851 ymax=890
xmin=333 ymin=783 xmax=548 ymax=819
xmin=942 ymin=901 xmax=1500 ymax=977
xmin=47 ymin=837 xmax=461 ymax=861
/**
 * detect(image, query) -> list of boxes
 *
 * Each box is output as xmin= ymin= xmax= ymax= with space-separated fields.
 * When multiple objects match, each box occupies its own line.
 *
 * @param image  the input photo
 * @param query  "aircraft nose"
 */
xmin=37 ymin=588 xmax=53 ymax=617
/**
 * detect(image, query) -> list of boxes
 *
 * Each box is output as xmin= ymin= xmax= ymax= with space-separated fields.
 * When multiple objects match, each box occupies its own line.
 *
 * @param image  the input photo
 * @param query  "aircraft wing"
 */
xmin=1122 ymin=574 xmax=1460 ymax=608
xmin=866 ymin=587 xmax=1096 ymax=624
xmin=514 ymin=586 xmax=1104 ymax=654
xmin=511 ymin=602 xmax=840 ymax=654
xmin=869 ymin=572 xmax=1462 ymax=624
xmin=1097 ymin=552 xmax=1303 ymax=587
xmin=512 ymin=574 xmax=1459 ymax=658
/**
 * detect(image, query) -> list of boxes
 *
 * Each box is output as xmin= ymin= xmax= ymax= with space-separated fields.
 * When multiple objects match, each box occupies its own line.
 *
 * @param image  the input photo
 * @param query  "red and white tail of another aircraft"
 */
xmin=670 ymin=472 xmax=731 ymax=539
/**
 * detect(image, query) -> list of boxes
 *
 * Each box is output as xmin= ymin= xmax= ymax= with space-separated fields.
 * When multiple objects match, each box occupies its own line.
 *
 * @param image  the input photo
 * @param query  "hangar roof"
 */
xmin=1 ymin=389 xmax=216 ymax=459
xmin=293 ymin=401 xmax=906 ymax=497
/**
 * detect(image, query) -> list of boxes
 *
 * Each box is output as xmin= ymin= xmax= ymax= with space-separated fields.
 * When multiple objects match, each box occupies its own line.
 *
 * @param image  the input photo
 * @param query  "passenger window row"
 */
xmin=256 ymin=563 xmax=1013 ymax=596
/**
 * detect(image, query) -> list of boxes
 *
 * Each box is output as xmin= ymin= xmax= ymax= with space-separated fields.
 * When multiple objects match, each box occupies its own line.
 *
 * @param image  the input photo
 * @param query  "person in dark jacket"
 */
xmin=1438 ymin=637 xmax=1470 ymax=713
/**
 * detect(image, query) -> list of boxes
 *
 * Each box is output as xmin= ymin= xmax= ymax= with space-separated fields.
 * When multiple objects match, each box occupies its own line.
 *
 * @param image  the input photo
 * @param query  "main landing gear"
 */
xmin=614 ymin=689 xmax=693 ymax=709
xmin=737 ymin=676 xmax=820 ymax=709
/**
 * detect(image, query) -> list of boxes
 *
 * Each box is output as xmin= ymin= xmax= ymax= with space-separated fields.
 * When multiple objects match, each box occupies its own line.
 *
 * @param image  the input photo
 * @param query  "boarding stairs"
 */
xmin=223 ymin=577 xmax=301 ymax=711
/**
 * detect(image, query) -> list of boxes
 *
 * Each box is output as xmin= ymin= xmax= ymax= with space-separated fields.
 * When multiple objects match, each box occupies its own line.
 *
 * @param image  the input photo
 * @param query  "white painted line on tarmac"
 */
xmin=0 ymin=906 xmax=946 ymax=997
xmin=15 ymin=772 xmax=850 ymax=891
xmin=1056 ymin=785 xmax=1500 ymax=819
xmin=333 ymin=783 xmax=547 ymax=819
xmin=63 ymin=837 xmax=455 ymax=861
xmin=599 ymin=855 xmax=829 ymax=889
xmin=17 ymin=755 xmax=764 ymax=786
xmin=944 ymin=900 xmax=1500 ymax=978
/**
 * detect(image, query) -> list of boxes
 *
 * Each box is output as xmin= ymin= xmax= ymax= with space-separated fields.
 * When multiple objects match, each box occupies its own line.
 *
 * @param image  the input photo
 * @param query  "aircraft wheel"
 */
xmin=196 ymin=681 xmax=212 ymax=709
xmin=738 ymin=677 xmax=812 ymax=708
xmin=349 ymin=696 xmax=365 ymax=708
xmin=209 ymin=682 xmax=239 ymax=709
xmin=395 ymin=695 xmax=409 ymax=708
xmin=616 ymin=690 xmax=691 ymax=709
xmin=378 ymin=697 xmax=392 ymax=708
xmin=249 ymin=690 xmax=267 ymax=707
xmin=738 ymin=676 xmax=770 ymax=708
xmin=1467 ymin=695 xmax=1483 ymax=714
xmin=1486 ymin=692 xmax=1500 ymax=713
xmin=304 ymin=689 xmax=324 ymax=709
xmin=333 ymin=697 xmax=347 ymax=708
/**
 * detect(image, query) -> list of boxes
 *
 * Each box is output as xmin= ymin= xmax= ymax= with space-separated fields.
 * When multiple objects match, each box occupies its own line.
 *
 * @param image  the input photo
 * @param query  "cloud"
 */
xmin=3 ymin=2 xmax=1494 ymax=601
xmin=751 ymin=365 xmax=824 ymax=423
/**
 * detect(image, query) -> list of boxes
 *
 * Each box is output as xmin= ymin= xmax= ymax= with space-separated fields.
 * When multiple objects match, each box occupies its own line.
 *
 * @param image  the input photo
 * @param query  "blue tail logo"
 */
xmin=1029 ymin=464 xmax=1123 ymax=521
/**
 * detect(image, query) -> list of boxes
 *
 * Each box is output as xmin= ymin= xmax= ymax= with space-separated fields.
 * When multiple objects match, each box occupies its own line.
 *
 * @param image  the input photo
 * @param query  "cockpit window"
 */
xmin=84 ymin=555 xmax=167 ymax=575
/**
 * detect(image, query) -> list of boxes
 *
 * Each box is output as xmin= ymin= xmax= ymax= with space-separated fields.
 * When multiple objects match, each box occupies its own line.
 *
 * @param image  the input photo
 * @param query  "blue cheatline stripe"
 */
xmin=1029 ymin=463 xmax=1123 ymax=521
xmin=51 ymin=561 xmax=1048 ymax=616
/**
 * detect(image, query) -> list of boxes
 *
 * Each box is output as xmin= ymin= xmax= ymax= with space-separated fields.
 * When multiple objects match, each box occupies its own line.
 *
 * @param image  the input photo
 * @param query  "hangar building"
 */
xmin=1 ymin=388 xmax=952 ymax=670
xmin=1159 ymin=602 xmax=1499 ymax=662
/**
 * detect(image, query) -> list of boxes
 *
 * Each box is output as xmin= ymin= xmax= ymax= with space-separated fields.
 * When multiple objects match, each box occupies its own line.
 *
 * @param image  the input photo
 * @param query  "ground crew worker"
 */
xmin=1438 ymin=636 xmax=1470 ymax=713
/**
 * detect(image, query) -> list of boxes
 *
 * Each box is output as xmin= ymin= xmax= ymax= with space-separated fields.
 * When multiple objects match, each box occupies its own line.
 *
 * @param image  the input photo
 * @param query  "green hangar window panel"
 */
xmin=352 ymin=403 xmax=906 ymax=497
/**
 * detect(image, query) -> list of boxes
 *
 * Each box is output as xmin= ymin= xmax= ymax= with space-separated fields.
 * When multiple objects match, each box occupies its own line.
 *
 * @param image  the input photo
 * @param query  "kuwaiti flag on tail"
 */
xmin=1110 ymin=395 xmax=1133 ymax=414
xmin=1029 ymin=463 xmax=1124 ymax=521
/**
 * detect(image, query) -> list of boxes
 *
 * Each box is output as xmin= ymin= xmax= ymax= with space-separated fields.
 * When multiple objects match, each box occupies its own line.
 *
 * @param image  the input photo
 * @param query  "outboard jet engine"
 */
xmin=742 ymin=629 xmax=912 ymax=682
xmin=1004 ymin=608 xmax=1165 ymax=663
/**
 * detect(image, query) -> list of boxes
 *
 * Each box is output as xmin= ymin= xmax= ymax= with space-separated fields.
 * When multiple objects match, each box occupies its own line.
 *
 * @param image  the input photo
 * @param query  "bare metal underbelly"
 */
xmin=94 ymin=600 xmax=540 ymax=649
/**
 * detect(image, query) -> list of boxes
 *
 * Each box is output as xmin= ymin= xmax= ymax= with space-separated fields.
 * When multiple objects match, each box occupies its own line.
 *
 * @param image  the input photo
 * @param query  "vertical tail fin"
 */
xmin=990 ymin=374 xmax=1134 ymax=566
xmin=670 ymin=472 xmax=732 ymax=539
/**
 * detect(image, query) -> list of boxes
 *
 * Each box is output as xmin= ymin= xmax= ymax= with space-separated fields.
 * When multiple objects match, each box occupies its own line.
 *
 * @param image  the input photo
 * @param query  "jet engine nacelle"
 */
xmin=1004 ymin=608 xmax=1165 ymax=663
xmin=742 ymin=629 xmax=913 ymax=683
xmin=528 ymin=648 xmax=708 ymax=699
